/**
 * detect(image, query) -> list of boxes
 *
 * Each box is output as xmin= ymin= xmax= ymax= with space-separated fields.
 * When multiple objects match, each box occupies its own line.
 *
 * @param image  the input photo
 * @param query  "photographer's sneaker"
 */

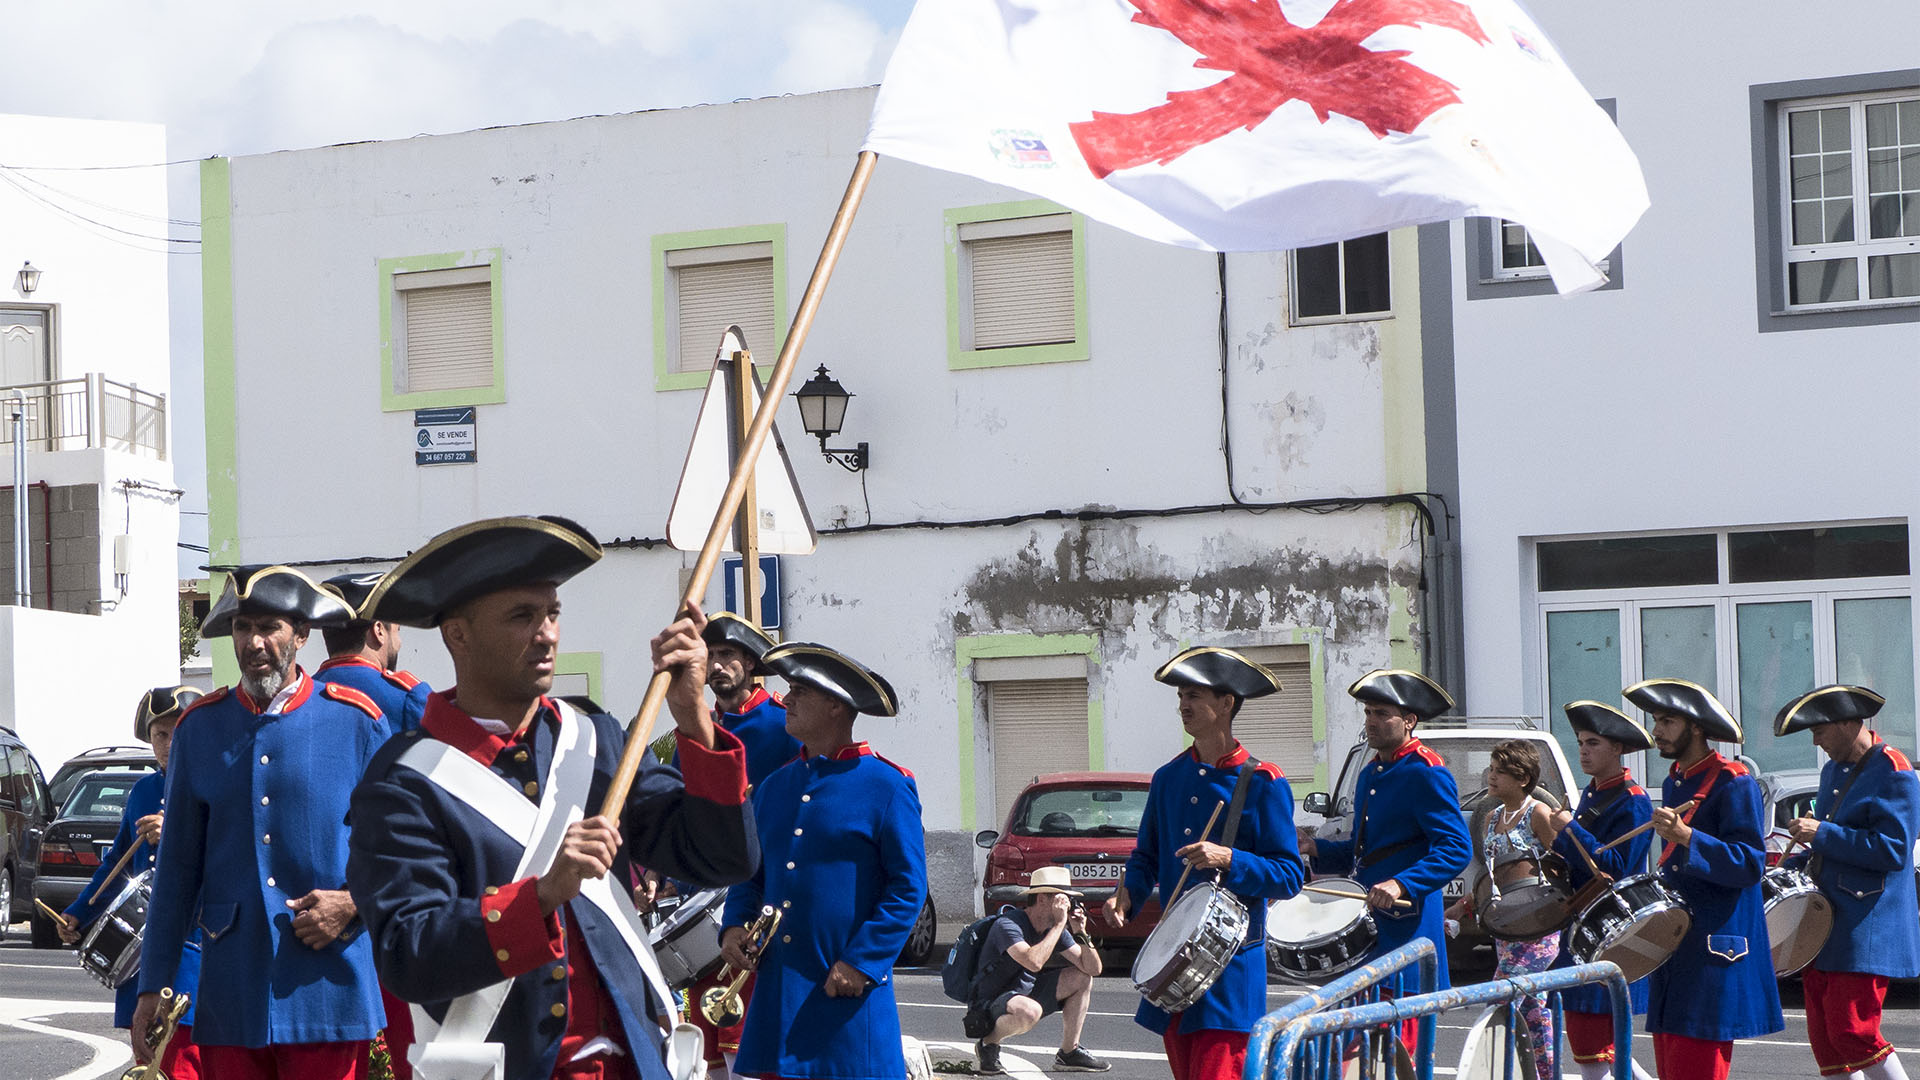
xmin=975 ymin=1040 xmax=1004 ymax=1075
xmin=1053 ymin=1046 xmax=1111 ymax=1072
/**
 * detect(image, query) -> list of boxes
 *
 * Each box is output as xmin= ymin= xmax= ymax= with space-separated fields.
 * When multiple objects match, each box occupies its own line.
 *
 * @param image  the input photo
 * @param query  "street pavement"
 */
xmin=6 ymin=928 xmax=1920 ymax=1079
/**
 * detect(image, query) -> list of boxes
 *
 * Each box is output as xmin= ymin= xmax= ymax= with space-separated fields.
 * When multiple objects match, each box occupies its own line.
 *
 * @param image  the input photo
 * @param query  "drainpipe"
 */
xmin=4 ymin=390 xmax=26 ymax=607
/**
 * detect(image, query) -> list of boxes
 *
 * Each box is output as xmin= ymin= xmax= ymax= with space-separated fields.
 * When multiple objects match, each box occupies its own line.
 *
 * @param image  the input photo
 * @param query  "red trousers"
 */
xmin=1804 ymin=968 xmax=1896 ymax=1076
xmin=1651 ymin=1032 xmax=1731 ymax=1080
xmin=154 ymin=1022 xmax=203 ymax=1080
xmin=1564 ymin=1010 xmax=1619 ymax=1064
xmin=1161 ymin=1025 xmax=1249 ymax=1080
xmin=381 ymin=987 xmax=416 ymax=1080
xmin=199 ymin=1039 xmax=371 ymax=1080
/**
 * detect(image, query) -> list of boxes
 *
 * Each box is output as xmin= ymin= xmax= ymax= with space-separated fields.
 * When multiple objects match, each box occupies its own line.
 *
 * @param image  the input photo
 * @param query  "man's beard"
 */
xmin=1657 ymin=726 xmax=1697 ymax=760
xmin=240 ymin=642 xmax=298 ymax=703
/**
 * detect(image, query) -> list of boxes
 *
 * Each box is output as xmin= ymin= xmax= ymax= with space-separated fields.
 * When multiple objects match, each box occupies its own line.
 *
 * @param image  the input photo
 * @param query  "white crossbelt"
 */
xmin=395 ymin=701 xmax=698 ymax=1080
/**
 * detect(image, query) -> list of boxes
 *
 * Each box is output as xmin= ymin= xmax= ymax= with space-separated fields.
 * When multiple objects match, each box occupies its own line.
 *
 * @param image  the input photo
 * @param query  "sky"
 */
xmin=0 ymin=0 xmax=913 ymax=573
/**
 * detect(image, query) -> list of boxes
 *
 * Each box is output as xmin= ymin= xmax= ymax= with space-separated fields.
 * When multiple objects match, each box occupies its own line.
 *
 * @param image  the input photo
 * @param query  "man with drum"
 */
xmin=719 ymin=641 xmax=928 ymax=1080
xmin=57 ymin=687 xmax=203 ymax=1078
xmin=1102 ymin=647 xmax=1302 ymax=1080
xmin=132 ymin=566 xmax=392 ymax=1077
xmin=1544 ymin=702 xmax=1655 ymax=1080
xmin=1775 ymin=684 xmax=1918 ymax=1080
xmin=347 ymin=515 xmax=759 ymax=1080
xmin=1300 ymin=669 xmax=1471 ymax=1014
xmin=1627 ymin=678 xmax=1781 ymax=1080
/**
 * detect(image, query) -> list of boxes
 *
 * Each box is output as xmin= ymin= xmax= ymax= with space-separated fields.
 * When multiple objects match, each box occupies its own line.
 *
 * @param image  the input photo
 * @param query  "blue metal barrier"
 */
xmin=1245 ymin=941 xmax=1440 ymax=1080
xmin=1256 ymin=961 xmax=1634 ymax=1080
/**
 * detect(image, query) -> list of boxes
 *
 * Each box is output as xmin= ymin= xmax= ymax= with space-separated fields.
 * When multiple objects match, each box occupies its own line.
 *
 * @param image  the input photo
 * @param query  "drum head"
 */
xmin=1134 ymin=885 xmax=1213 ymax=982
xmin=1596 ymin=904 xmax=1690 ymax=983
xmin=1768 ymin=890 xmax=1833 ymax=977
xmin=1268 ymin=879 xmax=1368 ymax=945
xmin=657 ymin=886 xmax=727 ymax=936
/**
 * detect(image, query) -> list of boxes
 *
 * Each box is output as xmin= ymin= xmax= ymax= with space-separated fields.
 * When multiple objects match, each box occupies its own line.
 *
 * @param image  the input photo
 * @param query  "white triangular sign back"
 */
xmin=666 ymin=327 xmax=817 ymax=556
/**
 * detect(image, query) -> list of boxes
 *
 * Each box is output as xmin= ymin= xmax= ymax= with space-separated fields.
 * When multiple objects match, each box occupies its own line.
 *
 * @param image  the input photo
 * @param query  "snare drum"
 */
xmin=1264 ymin=877 xmax=1378 ymax=983
xmin=1132 ymin=883 xmax=1249 ymax=1012
xmin=649 ymin=886 xmax=729 ymax=990
xmin=1761 ymin=866 xmax=1832 ymax=977
xmin=1564 ymin=873 xmax=1690 ymax=983
xmin=1473 ymin=850 xmax=1575 ymax=941
xmin=78 ymin=869 xmax=151 ymax=988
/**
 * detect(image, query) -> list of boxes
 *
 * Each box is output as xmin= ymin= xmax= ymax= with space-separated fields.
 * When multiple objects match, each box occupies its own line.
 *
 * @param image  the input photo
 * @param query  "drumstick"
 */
xmin=1560 ymin=825 xmax=1607 ymax=881
xmin=35 ymin=897 xmax=65 ymax=923
xmin=1595 ymin=800 xmax=1695 ymax=855
xmin=1164 ymin=800 xmax=1226 ymax=910
xmin=93 ymin=840 xmax=146 ymax=896
xmin=1302 ymin=884 xmax=1412 ymax=910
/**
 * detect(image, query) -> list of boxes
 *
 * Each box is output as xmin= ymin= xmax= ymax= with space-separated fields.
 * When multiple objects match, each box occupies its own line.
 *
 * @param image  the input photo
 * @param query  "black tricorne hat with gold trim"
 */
xmin=365 ymin=516 xmax=602 ymax=628
xmin=1348 ymin=669 xmax=1454 ymax=721
xmin=1623 ymin=678 xmax=1742 ymax=742
xmin=1154 ymin=647 xmax=1282 ymax=699
xmin=202 ymin=565 xmax=357 ymax=637
xmin=134 ymin=685 xmax=203 ymax=742
xmin=321 ymin=571 xmax=387 ymax=623
xmin=1775 ymin=684 xmax=1885 ymax=737
xmin=1563 ymin=701 xmax=1652 ymax=751
xmin=760 ymin=642 xmax=897 ymax=717
xmin=705 ymin=612 xmax=776 ymax=662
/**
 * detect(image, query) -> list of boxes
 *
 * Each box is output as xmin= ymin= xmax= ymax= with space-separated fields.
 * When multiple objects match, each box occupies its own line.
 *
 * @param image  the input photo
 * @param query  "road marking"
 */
xmin=923 ymin=1040 xmax=1049 ymax=1078
xmin=0 ymin=962 xmax=89 ymax=972
xmin=900 ymin=1001 xmax=1145 ymax=1021
xmin=0 ymin=999 xmax=128 ymax=1080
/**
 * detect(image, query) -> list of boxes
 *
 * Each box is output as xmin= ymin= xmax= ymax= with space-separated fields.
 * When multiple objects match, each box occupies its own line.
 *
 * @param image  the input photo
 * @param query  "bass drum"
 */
xmin=1265 ymin=878 xmax=1377 ymax=983
xmin=1762 ymin=866 xmax=1832 ymax=977
xmin=1473 ymin=849 xmax=1574 ymax=942
xmin=1131 ymin=883 xmax=1248 ymax=1012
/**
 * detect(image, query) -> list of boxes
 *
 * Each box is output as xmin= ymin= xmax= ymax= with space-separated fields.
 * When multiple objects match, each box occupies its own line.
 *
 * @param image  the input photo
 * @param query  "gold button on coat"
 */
xmin=496 ymin=948 xmax=510 ymax=962
xmin=550 ymin=1003 xmax=567 ymax=1018
xmin=484 ymin=885 xmax=500 ymax=896
xmin=551 ymin=966 xmax=567 ymax=981
xmin=486 ymin=910 xmax=502 ymax=923
xmin=524 ymin=781 xmax=539 ymax=797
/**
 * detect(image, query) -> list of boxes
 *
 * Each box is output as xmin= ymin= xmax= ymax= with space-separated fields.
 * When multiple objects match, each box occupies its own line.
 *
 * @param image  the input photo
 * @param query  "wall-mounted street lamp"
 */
xmin=15 ymin=262 xmax=41 ymax=297
xmin=792 ymin=364 xmax=870 ymax=472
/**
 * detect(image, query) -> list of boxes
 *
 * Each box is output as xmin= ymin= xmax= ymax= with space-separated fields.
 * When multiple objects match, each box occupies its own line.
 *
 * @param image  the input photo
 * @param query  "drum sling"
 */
xmin=1809 ymin=742 xmax=1885 ymax=881
xmin=1658 ymin=759 xmax=1725 ymax=868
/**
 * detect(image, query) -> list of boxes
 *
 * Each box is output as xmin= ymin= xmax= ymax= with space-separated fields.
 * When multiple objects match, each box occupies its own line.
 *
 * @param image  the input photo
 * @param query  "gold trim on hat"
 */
xmin=361 ymin=516 xmax=604 ymax=619
xmin=1154 ymin=646 xmax=1284 ymax=693
xmin=1623 ymin=677 xmax=1743 ymax=743
xmin=763 ymin=642 xmax=897 ymax=716
xmin=1347 ymin=668 xmax=1456 ymax=710
xmin=1774 ymin=684 xmax=1886 ymax=737
xmin=1562 ymin=700 xmax=1651 ymax=744
xmin=214 ymin=565 xmax=356 ymax=622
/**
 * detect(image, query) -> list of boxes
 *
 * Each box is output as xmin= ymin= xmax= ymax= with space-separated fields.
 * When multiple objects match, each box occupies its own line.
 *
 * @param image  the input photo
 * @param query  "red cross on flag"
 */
xmin=864 ymin=0 xmax=1647 ymax=293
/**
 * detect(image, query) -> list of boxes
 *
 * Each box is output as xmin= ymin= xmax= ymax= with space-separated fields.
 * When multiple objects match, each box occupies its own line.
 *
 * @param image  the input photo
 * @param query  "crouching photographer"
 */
xmin=966 ymin=867 xmax=1109 ymax=1075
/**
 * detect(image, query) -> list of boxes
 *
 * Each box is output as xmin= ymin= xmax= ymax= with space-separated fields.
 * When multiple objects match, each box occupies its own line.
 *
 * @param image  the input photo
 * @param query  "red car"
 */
xmin=974 ymin=771 xmax=1161 ymax=940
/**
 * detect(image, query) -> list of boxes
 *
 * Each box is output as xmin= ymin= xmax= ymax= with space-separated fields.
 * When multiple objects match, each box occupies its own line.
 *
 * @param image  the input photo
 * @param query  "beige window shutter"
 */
xmin=674 ymin=258 xmax=776 ymax=374
xmin=1231 ymin=645 xmax=1316 ymax=784
xmin=967 ymin=230 xmax=1075 ymax=349
xmin=986 ymin=677 xmax=1090 ymax=831
xmin=402 ymin=282 xmax=494 ymax=392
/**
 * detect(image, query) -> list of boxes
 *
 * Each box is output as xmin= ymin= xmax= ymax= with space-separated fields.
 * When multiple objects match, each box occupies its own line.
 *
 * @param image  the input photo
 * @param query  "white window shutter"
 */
xmin=987 ymin=678 xmax=1090 ymax=831
xmin=1231 ymin=645 xmax=1316 ymax=784
xmin=674 ymin=258 xmax=776 ymax=373
xmin=402 ymin=282 xmax=494 ymax=392
xmin=968 ymin=230 xmax=1075 ymax=349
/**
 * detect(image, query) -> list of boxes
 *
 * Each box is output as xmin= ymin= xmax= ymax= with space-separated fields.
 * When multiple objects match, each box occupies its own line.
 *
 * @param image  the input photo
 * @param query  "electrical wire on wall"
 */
xmin=111 ymin=479 xmax=184 ymax=610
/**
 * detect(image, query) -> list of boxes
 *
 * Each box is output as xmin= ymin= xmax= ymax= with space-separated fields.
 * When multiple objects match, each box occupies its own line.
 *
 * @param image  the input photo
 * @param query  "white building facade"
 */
xmin=1448 ymin=3 xmax=1920 ymax=777
xmin=205 ymin=88 xmax=1460 ymax=914
xmin=0 ymin=115 xmax=182 ymax=773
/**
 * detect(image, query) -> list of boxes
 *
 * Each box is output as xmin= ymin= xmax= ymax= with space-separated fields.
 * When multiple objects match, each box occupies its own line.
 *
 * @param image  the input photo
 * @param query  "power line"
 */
xmin=4 ymin=157 xmax=205 ymax=171
xmin=0 ymin=170 xmax=200 ymax=251
xmin=0 ymin=165 xmax=199 ymax=229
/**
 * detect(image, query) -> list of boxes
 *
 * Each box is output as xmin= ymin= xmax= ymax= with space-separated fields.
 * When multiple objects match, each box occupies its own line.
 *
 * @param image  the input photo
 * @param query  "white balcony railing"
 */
xmin=0 ymin=374 xmax=167 ymax=460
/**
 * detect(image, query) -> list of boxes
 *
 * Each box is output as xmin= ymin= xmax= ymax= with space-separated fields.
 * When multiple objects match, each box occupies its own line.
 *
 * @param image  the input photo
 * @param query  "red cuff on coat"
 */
xmin=481 ymin=877 xmax=564 ymax=979
xmin=678 ymin=723 xmax=749 ymax=806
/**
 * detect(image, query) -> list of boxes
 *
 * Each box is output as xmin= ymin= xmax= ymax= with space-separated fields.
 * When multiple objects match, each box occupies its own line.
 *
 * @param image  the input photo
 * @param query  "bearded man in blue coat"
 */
xmin=1103 ymin=647 xmax=1302 ymax=1080
xmin=720 ymin=641 xmax=927 ymax=1080
xmin=59 ymin=687 xmax=204 ymax=1077
xmin=347 ymin=515 xmax=758 ymax=1080
xmin=133 ymin=565 xmax=391 ymax=1078
xmin=1545 ymin=702 xmax=1655 ymax=1080
xmin=1627 ymin=678 xmax=1782 ymax=1080
xmin=1776 ymin=685 xmax=1919 ymax=1080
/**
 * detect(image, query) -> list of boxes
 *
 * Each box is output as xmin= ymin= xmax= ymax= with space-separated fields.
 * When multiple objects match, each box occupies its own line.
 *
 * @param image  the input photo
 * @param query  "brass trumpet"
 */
xmin=700 ymin=905 xmax=783 ymax=1027
xmin=123 ymin=988 xmax=190 ymax=1080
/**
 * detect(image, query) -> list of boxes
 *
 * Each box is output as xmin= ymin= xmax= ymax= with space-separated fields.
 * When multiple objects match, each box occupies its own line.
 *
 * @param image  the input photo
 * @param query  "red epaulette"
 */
xmin=1886 ymin=747 xmax=1913 ymax=772
xmin=1413 ymin=744 xmax=1447 ymax=768
xmin=177 ymin=687 xmax=227 ymax=724
xmin=322 ymin=682 xmax=382 ymax=720
xmin=1628 ymin=784 xmax=1646 ymax=797
xmin=1254 ymin=761 xmax=1284 ymax=780
xmin=876 ymin=754 xmax=915 ymax=779
xmin=382 ymin=668 xmax=422 ymax=691
xmin=1721 ymin=758 xmax=1751 ymax=778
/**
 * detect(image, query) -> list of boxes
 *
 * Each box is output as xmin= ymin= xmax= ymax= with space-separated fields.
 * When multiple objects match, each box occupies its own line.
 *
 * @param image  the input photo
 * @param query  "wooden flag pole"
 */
xmin=600 ymin=150 xmax=877 ymax=817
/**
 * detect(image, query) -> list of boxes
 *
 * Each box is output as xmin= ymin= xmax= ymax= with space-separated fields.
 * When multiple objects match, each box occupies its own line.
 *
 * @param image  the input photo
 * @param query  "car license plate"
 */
xmin=1444 ymin=875 xmax=1466 ymax=898
xmin=1067 ymin=862 xmax=1122 ymax=881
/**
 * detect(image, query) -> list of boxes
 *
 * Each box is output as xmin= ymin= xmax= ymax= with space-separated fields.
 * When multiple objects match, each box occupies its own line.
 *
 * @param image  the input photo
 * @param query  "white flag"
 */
xmin=864 ymin=0 xmax=1647 ymax=292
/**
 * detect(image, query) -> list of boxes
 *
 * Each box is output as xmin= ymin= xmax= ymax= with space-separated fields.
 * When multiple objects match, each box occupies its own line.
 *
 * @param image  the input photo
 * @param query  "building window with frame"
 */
xmin=667 ymin=242 xmax=778 ymax=375
xmin=945 ymin=201 xmax=1088 ymax=370
xmin=1496 ymin=221 xmax=1548 ymax=278
xmin=1290 ymin=232 xmax=1389 ymax=322
xmin=379 ymin=250 xmax=505 ymax=410
xmin=1781 ymin=91 xmax=1920 ymax=307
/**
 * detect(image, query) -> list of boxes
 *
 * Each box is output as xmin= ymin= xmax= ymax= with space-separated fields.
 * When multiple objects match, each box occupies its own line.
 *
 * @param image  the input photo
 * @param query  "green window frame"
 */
xmin=554 ymin=651 xmax=604 ymax=704
xmin=955 ymin=632 xmax=1102 ymax=831
xmin=379 ymin=248 xmax=507 ymax=412
xmin=945 ymin=200 xmax=1089 ymax=370
xmin=652 ymin=224 xmax=788 ymax=392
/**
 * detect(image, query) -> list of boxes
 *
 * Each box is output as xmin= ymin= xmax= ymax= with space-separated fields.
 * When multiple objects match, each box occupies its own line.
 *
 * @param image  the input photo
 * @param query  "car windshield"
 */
xmin=61 ymin=774 xmax=142 ymax=820
xmin=1011 ymin=787 xmax=1148 ymax=837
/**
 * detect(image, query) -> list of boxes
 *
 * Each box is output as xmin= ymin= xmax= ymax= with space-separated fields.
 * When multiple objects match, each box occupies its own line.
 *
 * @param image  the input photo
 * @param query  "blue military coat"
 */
xmin=1647 ymin=753 xmax=1783 ymax=1041
xmin=1548 ymin=770 xmax=1652 ymax=1015
xmin=1784 ymin=736 xmax=1920 ymax=978
xmin=675 ymin=687 xmax=800 ymax=789
xmin=348 ymin=693 xmax=759 ymax=1080
xmin=65 ymin=768 xmax=199 ymax=1028
xmin=139 ymin=673 xmax=391 ymax=1047
xmin=1310 ymin=738 xmax=1471 ymax=993
xmin=724 ymin=742 xmax=927 ymax=1080
xmin=1122 ymin=744 xmax=1302 ymax=1035
xmin=314 ymin=655 xmax=431 ymax=734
